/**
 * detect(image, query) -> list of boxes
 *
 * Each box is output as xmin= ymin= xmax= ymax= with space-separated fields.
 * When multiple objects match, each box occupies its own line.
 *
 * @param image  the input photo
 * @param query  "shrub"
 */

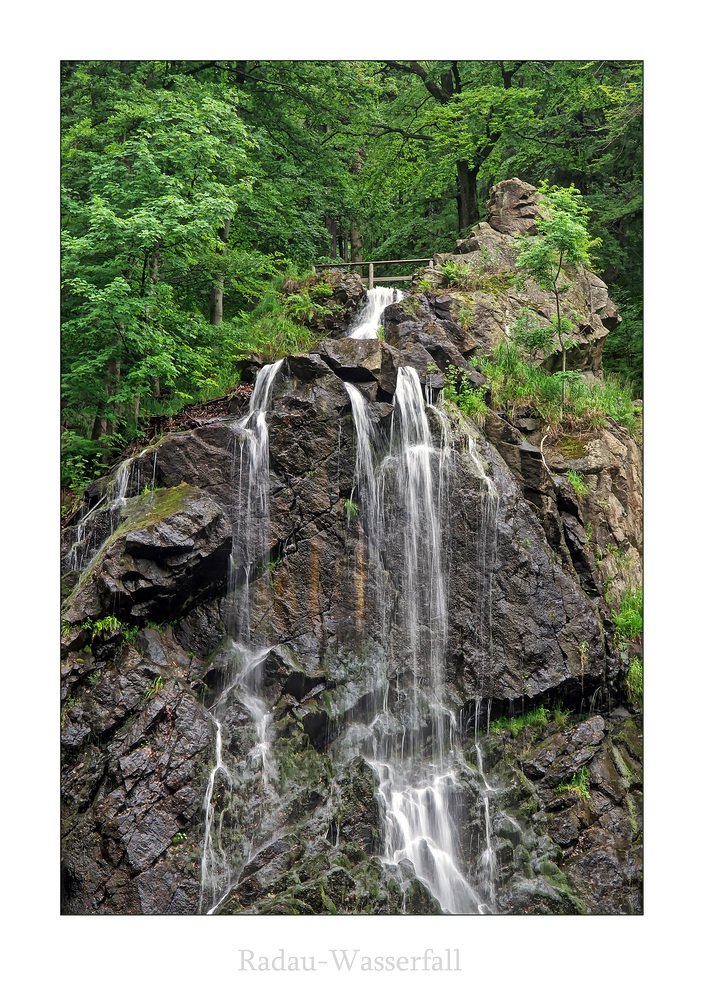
xmin=555 ymin=765 xmax=591 ymax=799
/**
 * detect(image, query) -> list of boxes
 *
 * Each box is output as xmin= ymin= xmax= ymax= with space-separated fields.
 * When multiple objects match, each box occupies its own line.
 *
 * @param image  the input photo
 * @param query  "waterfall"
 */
xmin=62 ymin=446 xmax=158 ymax=576
xmin=228 ymin=360 xmax=283 ymax=643
xmin=341 ymin=366 xmax=490 ymax=913
xmin=199 ymin=361 xmax=282 ymax=914
xmin=198 ymin=357 xmax=501 ymax=914
xmin=347 ymin=286 xmax=404 ymax=340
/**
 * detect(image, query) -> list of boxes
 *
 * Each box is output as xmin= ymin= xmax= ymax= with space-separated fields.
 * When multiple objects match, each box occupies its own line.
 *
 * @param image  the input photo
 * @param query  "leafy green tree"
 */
xmin=61 ymin=62 xmax=277 ymax=481
xmin=513 ymin=183 xmax=600 ymax=408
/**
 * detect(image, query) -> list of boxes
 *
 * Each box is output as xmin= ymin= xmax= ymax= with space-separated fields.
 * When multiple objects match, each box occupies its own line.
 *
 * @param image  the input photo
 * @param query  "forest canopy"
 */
xmin=61 ymin=59 xmax=643 ymax=489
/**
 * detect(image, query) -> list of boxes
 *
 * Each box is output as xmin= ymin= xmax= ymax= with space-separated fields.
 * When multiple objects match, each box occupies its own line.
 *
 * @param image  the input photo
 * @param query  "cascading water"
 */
xmin=347 ymin=286 xmax=404 ymax=340
xmin=197 ymin=354 xmax=501 ymax=915
xmin=340 ymin=367 xmax=491 ymax=913
xmin=228 ymin=360 xmax=282 ymax=643
xmin=199 ymin=360 xmax=283 ymax=914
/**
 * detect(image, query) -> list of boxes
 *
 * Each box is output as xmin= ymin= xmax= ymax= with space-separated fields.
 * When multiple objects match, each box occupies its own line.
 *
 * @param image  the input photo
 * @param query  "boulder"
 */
xmin=63 ymin=485 xmax=231 ymax=624
xmin=486 ymin=177 xmax=541 ymax=235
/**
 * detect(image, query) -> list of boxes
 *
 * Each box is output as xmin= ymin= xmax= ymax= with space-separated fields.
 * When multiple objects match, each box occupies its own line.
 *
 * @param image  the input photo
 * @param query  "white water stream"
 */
xmin=342 ymin=366 xmax=497 ymax=913
xmin=199 ymin=361 xmax=283 ymax=914
xmin=347 ymin=286 xmax=404 ymax=340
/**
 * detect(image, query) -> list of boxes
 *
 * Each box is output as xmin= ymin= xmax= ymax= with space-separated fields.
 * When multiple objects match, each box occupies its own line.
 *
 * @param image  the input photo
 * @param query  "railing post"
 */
xmin=369 ymin=262 xmax=374 ymax=290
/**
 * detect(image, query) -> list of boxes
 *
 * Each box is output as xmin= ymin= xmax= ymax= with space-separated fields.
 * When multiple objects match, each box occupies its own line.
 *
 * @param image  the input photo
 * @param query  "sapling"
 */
xmin=513 ymin=183 xmax=600 ymax=411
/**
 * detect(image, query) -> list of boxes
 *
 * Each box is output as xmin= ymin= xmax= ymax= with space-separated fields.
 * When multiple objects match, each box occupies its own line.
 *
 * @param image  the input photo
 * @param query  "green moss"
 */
xmin=555 ymin=765 xmax=591 ymax=799
xmin=557 ymin=434 xmax=590 ymax=458
xmin=610 ymin=743 xmax=632 ymax=781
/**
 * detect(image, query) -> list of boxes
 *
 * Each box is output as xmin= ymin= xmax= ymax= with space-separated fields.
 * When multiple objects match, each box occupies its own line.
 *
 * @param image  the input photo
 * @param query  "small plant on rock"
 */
xmin=613 ymin=586 xmax=643 ymax=640
xmin=626 ymin=655 xmax=643 ymax=707
xmin=567 ymin=468 xmax=590 ymax=497
xmin=443 ymin=364 xmax=488 ymax=427
xmin=556 ymin=765 xmax=591 ymax=799
xmin=144 ymin=675 xmax=164 ymax=701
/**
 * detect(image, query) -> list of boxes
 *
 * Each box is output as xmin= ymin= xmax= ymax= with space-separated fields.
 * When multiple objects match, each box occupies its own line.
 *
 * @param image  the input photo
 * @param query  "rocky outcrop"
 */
xmin=414 ymin=178 xmax=622 ymax=375
xmin=63 ymin=485 xmax=231 ymax=626
xmin=61 ymin=179 xmax=641 ymax=916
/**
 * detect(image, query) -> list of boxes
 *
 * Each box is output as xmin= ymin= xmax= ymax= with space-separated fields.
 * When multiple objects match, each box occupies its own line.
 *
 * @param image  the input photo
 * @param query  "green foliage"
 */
xmin=77 ymin=616 xmax=140 ymax=644
xmin=512 ymin=183 xmax=600 ymax=409
xmin=309 ymin=282 xmax=334 ymax=301
xmin=513 ymin=182 xmax=597 ymax=288
xmin=228 ymin=281 xmax=324 ymax=364
xmin=476 ymin=340 xmax=638 ymax=433
xmin=443 ymin=365 xmax=488 ymax=427
xmin=344 ymin=497 xmax=359 ymax=519
xmin=490 ymin=705 xmax=549 ymax=738
xmin=283 ymin=290 xmax=332 ymax=325
xmin=553 ymin=705 xmax=571 ymax=728
xmin=555 ymin=766 xmax=591 ymax=799
xmin=613 ymin=586 xmax=643 ymax=640
xmin=626 ymin=656 xmax=643 ymax=707
xmin=567 ymin=469 xmax=590 ymax=498
xmin=144 ymin=675 xmax=164 ymax=701
xmin=88 ymin=615 xmax=121 ymax=635
xmin=440 ymin=252 xmax=511 ymax=295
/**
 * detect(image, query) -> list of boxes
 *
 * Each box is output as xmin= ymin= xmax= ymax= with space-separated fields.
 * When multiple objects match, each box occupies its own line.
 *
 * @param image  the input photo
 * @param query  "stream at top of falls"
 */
xmin=346 ymin=286 xmax=404 ymax=340
xmin=198 ymin=348 xmax=502 ymax=915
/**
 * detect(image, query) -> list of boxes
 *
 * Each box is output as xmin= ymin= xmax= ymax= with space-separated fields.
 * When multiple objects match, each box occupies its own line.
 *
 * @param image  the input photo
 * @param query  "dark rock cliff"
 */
xmin=61 ymin=179 xmax=642 ymax=916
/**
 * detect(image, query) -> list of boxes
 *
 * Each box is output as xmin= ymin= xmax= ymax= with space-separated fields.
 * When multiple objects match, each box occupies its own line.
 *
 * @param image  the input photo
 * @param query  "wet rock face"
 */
xmin=61 ymin=632 xmax=211 ymax=914
xmin=487 ymin=712 xmax=643 ymax=915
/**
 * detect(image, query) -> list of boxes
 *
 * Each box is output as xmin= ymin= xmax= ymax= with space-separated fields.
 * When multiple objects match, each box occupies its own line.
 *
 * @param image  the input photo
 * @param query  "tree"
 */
xmin=513 ymin=183 xmax=600 ymax=408
xmin=381 ymin=60 xmax=533 ymax=233
xmin=61 ymin=61 xmax=277 ymax=479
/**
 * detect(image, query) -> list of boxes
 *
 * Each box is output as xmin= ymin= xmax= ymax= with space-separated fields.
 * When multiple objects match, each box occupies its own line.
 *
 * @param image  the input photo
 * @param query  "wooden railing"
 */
xmin=312 ymin=257 xmax=433 ymax=289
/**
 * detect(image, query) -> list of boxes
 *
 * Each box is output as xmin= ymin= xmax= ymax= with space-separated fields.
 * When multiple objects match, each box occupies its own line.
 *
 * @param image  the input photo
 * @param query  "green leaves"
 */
xmin=514 ymin=182 xmax=598 ymax=290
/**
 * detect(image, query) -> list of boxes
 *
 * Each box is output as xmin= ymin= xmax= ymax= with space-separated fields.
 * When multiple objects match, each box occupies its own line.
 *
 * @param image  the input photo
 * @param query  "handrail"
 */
xmin=314 ymin=257 xmax=432 ymax=267
xmin=312 ymin=256 xmax=432 ymax=289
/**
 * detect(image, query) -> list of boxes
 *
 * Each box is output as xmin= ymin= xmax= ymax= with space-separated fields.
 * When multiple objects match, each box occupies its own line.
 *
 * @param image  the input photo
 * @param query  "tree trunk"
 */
xmin=456 ymin=160 xmax=479 ymax=233
xmin=350 ymin=224 xmax=362 ymax=263
xmin=350 ymin=148 xmax=363 ymax=263
xmin=107 ymin=356 xmax=121 ymax=437
xmin=325 ymin=216 xmax=337 ymax=258
xmin=554 ymin=273 xmax=566 ymax=412
xmin=91 ymin=410 xmax=108 ymax=440
xmin=210 ymin=219 xmax=231 ymax=326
